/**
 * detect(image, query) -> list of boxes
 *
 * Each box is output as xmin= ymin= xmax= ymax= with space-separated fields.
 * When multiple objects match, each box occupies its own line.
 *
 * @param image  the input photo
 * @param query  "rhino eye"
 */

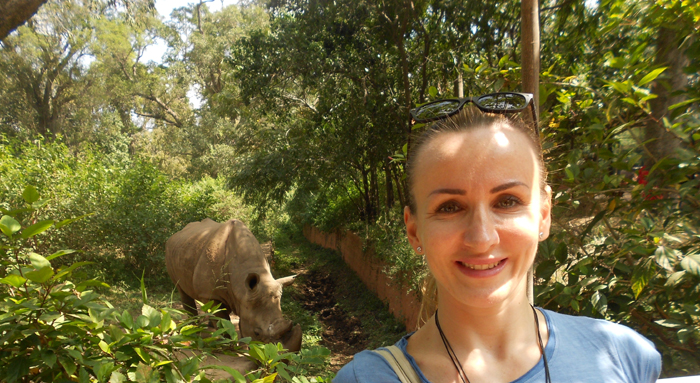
xmin=246 ymin=273 xmax=259 ymax=291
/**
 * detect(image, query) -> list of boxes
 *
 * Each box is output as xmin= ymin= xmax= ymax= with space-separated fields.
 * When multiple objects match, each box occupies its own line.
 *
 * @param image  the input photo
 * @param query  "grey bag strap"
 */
xmin=372 ymin=345 xmax=422 ymax=383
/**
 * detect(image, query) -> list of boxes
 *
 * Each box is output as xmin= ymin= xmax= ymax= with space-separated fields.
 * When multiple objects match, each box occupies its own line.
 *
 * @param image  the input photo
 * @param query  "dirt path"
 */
xmin=293 ymin=267 xmax=369 ymax=370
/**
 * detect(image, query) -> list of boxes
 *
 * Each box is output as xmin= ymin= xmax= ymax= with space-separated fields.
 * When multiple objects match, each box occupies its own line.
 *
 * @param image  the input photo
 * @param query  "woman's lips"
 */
xmin=456 ymin=259 xmax=507 ymax=278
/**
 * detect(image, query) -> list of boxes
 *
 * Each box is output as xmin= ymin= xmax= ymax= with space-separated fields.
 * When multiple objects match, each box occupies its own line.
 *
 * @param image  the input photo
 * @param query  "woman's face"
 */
xmin=405 ymin=125 xmax=551 ymax=309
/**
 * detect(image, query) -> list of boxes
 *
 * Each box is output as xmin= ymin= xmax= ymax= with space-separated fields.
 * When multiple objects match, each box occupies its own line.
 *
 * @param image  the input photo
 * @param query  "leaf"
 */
xmin=668 ymin=97 xmax=700 ymax=110
xmin=0 ymin=274 xmax=27 ymax=288
xmin=25 ymin=266 xmax=54 ymax=283
xmin=5 ymin=358 xmax=30 ymax=383
xmin=134 ymin=347 xmax=151 ymax=363
xmin=22 ymin=185 xmax=40 ymax=204
xmin=201 ymin=365 xmax=246 ymax=383
xmin=53 ymin=261 xmax=94 ymax=281
xmin=638 ymin=67 xmax=667 ymax=86
xmin=20 ymin=219 xmax=54 ymax=239
xmin=498 ymin=54 xmax=509 ymax=68
xmin=109 ymin=371 xmax=127 ymax=383
xmin=140 ymin=269 xmax=148 ymax=304
xmin=31 ymin=198 xmax=50 ymax=209
xmin=654 ymin=319 xmax=684 ymax=328
xmin=631 ymin=259 xmax=654 ymax=299
xmin=554 ymin=242 xmax=568 ymax=264
xmin=665 ymin=271 xmax=686 ymax=287
xmin=428 ymin=86 xmax=437 ymax=98
xmin=99 ymin=340 xmax=111 ymax=354
xmin=29 ymin=252 xmax=51 ymax=269
xmin=654 ymin=246 xmax=679 ymax=271
xmin=580 ymin=210 xmax=607 ymax=240
xmin=680 ymin=254 xmax=700 ymax=276
xmin=46 ymin=249 xmax=77 ymax=261
xmin=55 ymin=213 xmax=93 ymax=229
xmin=0 ymin=215 xmax=21 ymax=237
xmin=591 ymin=291 xmax=608 ymax=315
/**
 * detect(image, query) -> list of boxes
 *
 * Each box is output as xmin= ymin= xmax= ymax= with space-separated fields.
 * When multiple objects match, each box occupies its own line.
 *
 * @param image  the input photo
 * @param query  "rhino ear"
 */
xmin=245 ymin=273 xmax=260 ymax=291
xmin=276 ymin=275 xmax=296 ymax=287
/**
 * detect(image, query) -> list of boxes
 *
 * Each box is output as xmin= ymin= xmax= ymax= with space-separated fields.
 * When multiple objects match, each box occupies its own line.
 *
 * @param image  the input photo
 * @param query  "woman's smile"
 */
xmin=456 ymin=258 xmax=508 ymax=278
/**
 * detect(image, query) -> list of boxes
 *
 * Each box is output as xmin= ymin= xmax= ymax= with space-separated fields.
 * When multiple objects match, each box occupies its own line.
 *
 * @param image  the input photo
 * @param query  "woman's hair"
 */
xmin=406 ymin=106 xmax=547 ymax=328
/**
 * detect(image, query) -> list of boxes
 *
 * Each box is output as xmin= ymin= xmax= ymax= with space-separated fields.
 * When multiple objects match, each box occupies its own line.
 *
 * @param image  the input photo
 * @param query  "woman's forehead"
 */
xmin=415 ymin=126 xmax=541 ymax=185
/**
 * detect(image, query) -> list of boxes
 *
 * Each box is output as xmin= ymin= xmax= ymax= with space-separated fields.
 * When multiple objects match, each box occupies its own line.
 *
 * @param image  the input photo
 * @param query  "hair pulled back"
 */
xmin=405 ymin=106 xmax=547 ymax=328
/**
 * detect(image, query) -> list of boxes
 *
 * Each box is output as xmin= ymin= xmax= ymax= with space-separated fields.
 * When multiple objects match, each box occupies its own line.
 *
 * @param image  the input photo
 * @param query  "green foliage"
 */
xmin=533 ymin=0 xmax=700 ymax=374
xmin=0 ymin=186 xmax=331 ymax=382
xmin=0 ymin=136 xmax=255 ymax=286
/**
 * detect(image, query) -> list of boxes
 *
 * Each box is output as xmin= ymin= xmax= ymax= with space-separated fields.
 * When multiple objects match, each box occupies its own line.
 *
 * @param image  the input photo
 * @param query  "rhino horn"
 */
xmin=276 ymin=275 xmax=297 ymax=287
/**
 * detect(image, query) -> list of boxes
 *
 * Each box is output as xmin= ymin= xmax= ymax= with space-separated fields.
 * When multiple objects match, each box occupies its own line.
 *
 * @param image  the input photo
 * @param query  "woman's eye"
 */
xmin=496 ymin=196 xmax=521 ymax=209
xmin=437 ymin=202 xmax=461 ymax=213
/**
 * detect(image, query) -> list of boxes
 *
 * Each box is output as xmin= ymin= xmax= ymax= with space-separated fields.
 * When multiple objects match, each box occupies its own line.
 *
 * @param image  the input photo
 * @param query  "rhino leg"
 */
xmin=179 ymin=287 xmax=198 ymax=316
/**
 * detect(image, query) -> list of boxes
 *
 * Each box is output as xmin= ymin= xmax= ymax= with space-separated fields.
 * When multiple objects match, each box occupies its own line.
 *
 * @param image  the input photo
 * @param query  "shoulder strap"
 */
xmin=372 ymin=345 xmax=422 ymax=383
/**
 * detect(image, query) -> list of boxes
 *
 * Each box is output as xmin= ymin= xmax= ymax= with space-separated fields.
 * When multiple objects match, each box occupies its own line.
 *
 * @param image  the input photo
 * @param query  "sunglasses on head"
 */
xmin=410 ymin=92 xmax=537 ymax=133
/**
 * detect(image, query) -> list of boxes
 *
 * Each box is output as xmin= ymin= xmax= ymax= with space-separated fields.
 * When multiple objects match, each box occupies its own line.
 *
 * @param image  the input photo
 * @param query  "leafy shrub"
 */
xmin=0 ymin=136 xmax=258 ymax=287
xmin=534 ymin=54 xmax=700 ymax=375
xmin=0 ymin=186 xmax=331 ymax=382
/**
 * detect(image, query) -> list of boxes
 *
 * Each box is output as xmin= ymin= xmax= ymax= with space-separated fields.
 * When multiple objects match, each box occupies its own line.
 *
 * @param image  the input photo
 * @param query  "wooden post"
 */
xmin=521 ymin=0 xmax=540 ymax=305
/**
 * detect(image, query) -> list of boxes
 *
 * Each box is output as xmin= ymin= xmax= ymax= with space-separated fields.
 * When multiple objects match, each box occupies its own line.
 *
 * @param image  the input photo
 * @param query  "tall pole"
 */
xmin=521 ymin=0 xmax=540 ymax=305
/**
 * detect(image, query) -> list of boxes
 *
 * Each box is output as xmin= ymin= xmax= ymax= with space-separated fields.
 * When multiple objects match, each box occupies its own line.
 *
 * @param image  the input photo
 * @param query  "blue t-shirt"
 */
xmin=334 ymin=309 xmax=661 ymax=382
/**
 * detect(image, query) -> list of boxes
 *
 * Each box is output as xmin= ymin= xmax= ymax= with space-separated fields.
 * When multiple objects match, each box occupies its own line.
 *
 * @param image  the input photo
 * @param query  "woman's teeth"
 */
xmin=460 ymin=260 xmax=501 ymax=270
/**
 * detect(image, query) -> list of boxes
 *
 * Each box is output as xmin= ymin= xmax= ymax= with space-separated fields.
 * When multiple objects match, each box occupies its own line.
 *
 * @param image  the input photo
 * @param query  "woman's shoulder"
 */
xmin=542 ymin=308 xmax=661 ymax=382
xmin=544 ymin=308 xmax=656 ymax=349
xmin=332 ymin=348 xmax=404 ymax=383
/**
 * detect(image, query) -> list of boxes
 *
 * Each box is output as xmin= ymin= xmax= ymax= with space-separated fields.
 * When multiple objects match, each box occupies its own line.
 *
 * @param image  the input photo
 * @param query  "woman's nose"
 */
xmin=462 ymin=205 xmax=499 ymax=249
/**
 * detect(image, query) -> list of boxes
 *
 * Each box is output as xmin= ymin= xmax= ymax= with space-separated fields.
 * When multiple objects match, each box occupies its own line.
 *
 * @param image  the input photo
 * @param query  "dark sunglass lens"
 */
xmin=414 ymin=100 xmax=461 ymax=121
xmin=477 ymin=93 xmax=526 ymax=111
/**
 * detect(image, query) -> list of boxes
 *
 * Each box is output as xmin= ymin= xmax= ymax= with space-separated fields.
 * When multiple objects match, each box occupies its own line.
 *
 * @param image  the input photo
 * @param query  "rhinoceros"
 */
xmin=165 ymin=218 xmax=302 ymax=352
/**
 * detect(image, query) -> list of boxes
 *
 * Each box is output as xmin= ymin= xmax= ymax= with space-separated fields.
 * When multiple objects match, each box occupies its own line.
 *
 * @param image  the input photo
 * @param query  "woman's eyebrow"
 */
xmin=428 ymin=188 xmax=466 ymax=196
xmin=490 ymin=181 xmax=529 ymax=194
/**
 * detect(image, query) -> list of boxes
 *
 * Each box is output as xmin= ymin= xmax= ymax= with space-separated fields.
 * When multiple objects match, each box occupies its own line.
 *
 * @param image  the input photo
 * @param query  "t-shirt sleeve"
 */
xmin=333 ymin=350 xmax=403 ymax=383
xmin=610 ymin=323 xmax=662 ymax=383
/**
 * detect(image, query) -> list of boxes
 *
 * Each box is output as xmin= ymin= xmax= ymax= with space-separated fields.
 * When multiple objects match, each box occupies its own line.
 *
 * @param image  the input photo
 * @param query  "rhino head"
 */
xmin=232 ymin=270 xmax=302 ymax=352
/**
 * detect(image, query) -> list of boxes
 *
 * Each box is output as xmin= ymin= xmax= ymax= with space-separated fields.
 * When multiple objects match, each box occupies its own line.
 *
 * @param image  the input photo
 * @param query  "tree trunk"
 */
xmin=521 ymin=0 xmax=540 ymax=306
xmin=521 ymin=0 xmax=540 ymax=123
xmin=644 ymin=27 xmax=688 ymax=166
xmin=0 ymin=0 xmax=49 ymax=41
xmin=385 ymin=158 xmax=395 ymax=209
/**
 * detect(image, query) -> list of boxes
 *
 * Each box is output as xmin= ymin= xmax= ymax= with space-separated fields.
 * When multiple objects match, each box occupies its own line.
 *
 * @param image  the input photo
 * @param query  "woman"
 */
xmin=334 ymin=99 xmax=661 ymax=383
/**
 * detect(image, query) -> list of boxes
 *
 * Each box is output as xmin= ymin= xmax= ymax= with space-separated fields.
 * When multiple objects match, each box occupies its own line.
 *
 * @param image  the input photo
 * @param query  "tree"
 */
xmin=0 ymin=0 xmax=49 ymax=41
xmin=0 ymin=0 xmax=95 ymax=141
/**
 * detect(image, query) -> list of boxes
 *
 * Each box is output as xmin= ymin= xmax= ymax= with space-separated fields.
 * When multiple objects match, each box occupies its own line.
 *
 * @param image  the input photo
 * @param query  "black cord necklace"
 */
xmin=434 ymin=305 xmax=552 ymax=383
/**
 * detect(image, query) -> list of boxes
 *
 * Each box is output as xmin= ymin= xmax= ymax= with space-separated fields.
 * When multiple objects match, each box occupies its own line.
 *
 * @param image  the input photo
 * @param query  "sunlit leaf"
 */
xmin=29 ymin=252 xmax=51 ymax=269
xmin=638 ymin=67 xmax=667 ymax=86
xmin=20 ymin=219 xmax=54 ymax=239
xmin=680 ymin=254 xmax=700 ymax=276
xmin=591 ymin=291 xmax=607 ymax=315
xmin=0 ymin=274 xmax=27 ymax=287
xmin=0 ymin=215 xmax=21 ymax=237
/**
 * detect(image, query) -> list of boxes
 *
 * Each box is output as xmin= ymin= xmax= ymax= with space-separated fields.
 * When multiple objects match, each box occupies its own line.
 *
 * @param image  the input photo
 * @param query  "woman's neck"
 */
xmin=434 ymin=294 xmax=534 ymax=355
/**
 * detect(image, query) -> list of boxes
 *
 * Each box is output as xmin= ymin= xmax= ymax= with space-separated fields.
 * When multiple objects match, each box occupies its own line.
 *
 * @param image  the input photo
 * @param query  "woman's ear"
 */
xmin=539 ymin=185 xmax=552 ymax=241
xmin=404 ymin=205 xmax=421 ymax=252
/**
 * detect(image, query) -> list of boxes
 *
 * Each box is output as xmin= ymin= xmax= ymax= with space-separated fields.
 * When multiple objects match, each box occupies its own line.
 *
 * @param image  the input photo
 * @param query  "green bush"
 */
xmin=0 ymin=136 xmax=257 ymax=286
xmin=0 ymin=186 xmax=332 ymax=382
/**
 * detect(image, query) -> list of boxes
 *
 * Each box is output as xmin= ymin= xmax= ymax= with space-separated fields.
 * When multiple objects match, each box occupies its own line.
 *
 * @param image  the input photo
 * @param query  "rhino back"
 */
xmin=165 ymin=219 xmax=232 ymax=300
